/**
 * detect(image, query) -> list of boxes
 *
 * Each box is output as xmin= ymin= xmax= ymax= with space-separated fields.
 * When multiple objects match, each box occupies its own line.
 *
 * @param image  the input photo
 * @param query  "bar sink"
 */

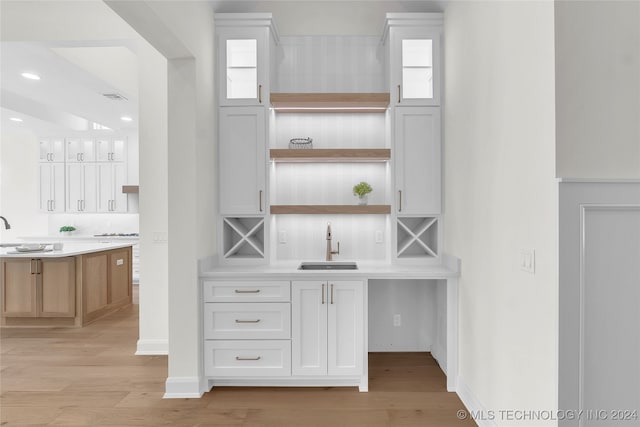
xmin=298 ymin=261 xmax=358 ymax=270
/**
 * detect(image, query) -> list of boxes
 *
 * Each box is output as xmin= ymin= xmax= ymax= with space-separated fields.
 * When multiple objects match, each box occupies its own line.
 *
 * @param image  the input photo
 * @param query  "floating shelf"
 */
xmin=270 ymin=205 xmax=391 ymax=215
xmin=270 ymin=93 xmax=390 ymax=113
xmin=270 ymin=148 xmax=390 ymax=162
xmin=122 ymin=185 xmax=139 ymax=194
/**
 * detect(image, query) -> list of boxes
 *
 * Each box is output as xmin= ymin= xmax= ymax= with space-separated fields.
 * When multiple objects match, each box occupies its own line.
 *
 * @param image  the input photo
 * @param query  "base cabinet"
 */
xmin=292 ymin=281 xmax=364 ymax=377
xmin=1 ymin=258 xmax=75 ymax=318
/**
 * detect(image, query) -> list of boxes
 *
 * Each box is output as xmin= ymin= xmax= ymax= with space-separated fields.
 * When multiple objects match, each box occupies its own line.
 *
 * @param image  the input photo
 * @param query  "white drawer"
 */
xmin=204 ymin=302 xmax=290 ymax=339
xmin=203 ymin=280 xmax=290 ymax=302
xmin=204 ymin=340 xmax=291 ymax=377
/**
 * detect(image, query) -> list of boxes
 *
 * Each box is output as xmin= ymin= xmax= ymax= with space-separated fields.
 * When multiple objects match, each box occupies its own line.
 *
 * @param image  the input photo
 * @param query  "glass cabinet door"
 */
xmin=392 ymin=30 xmax=440 ymax=106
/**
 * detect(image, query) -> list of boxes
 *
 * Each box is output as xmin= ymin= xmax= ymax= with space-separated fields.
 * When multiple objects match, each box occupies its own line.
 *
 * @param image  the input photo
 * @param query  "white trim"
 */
xmin=558 ymin=178 xmax=640 ymax=183
xmin=456 ymin=376 xmax=497 ymax=427
xmin=164 ymin=376 xmax=210 ymax=399
xmin=135 ymin=339 xmax=168 ymax=355
xmin=207 ymin=377 xmax=361 ymax=388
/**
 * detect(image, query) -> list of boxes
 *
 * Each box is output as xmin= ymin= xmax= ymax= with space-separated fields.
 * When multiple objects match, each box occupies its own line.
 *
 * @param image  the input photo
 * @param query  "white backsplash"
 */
xmin=47 ymin=213 xmax=139 ymax=236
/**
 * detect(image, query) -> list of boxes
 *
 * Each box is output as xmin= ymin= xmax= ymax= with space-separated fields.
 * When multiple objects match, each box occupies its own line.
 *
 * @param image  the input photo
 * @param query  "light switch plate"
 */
xmin=278 ymin=230 xmax=287 ymax=244
xmin=375 ymin=230 xmax=384 ymax=243
xmin=520 ymin=249 xmax=535 ymax=274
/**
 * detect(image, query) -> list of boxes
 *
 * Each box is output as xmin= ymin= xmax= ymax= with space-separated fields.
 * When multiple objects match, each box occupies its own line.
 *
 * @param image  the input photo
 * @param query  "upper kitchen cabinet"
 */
xmin=96 ymin=138 xmax=126 ymax=162
xmin=39 ymin=163 xmax=65 ymax=213
xmin=215 ymin=14 xmax=280 ymax=106
xmin=219 ymin=107 xmax=266 ymax=215
xmin=97 ymin=163 xmax=128 ymax=213
xmin=383 ymin=13 xmax=443 ymax=106
xmin=39 ymin=139 xmax=65 ymax=162
xmin=395 ymin=107 xmax=441 ymax=215
xmin=66 ymin=138 xmax=95 ymax=163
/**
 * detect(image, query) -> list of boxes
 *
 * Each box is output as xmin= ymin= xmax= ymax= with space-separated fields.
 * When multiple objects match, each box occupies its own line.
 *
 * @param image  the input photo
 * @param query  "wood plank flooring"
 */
xmin=1 ymin=305 xmax=474 ymax=426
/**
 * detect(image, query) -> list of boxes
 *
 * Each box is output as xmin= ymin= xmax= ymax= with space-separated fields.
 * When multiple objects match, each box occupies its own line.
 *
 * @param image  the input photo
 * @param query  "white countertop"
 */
xmin=0 ymin=242 xmax=134 ymax=258
xmin=200 ymin=257 xmax=461 ymax=280
xmin=18 ymin=235 xmax=139 ymax=241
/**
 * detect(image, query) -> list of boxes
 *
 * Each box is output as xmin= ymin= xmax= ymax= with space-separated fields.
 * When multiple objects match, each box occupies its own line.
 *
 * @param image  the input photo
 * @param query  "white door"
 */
xmin=66 ymin=138 xmax=95 ymax=162
xmin=111 ymin=138 xmax=126 ymax=162
xmin=39 ymin=139 xmax=65 ymax=162
xmin=395 ymin=106 xmax=441 ymax=214
xmin=292 ymin=281 xmax=328 ymax=376
xmin=218 ymin=27 xmax=269 ymax=106
xmin=219 ymin=107 xmax=266 ymax=215
xmin=327 ymin=281 xmax=364 ymax=376
xmin=111 ymin=163 xmax=127 ymax=212
xmin=390 ymin=27 xmax=441 ymax=106
xmin=66 ymin=164 xmax=96 ymax=212
xmin=40 ymin=163 xmax=65 ymax=213
xmin=97 ymin=163 xmax=113 ymax=212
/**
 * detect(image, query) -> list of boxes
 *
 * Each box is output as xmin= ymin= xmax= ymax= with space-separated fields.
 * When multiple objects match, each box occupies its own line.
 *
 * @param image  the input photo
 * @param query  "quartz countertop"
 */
xmin=0 ymin=242 xmax=134 ymax=258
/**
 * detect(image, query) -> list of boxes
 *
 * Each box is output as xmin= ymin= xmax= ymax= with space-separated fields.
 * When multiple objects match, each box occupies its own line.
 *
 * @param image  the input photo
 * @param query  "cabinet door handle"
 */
xmin=77 ymin=200 xmax=81 ymax=211
xmin=321 ymin=283 xmax=325 ymax=304
xmin=235 ymin=319 xmax=261 ymax=323
xmin=397 ymin=85 xmax=401 ymax=103
xmin=30 ymin=259 xmax=36 ymax=274
xmin=330 ymin=283 xmax=334 ymax=304
xmin=81 ymin=153 xmax=84 ymax=161
xmin=258 ymin=84 xmax=262 ymax=103
xmin=82 ymin=200 xmax=85 ymax=211
xmin=76 ymin=153 xmax=80 ymax=161
xmin=259 ymin=190 xmax=263 ymax=212
xmin=234 ymin=289 xmax=260 ymax=294
xmin=36 ymin=259 xmax=42 ymax=275
xmin=235 ymin=356 xmax=261 ymax=361
xmin=398 ymin=190 xmax=403 ymax=212
xmin=51 ymin=200 xmax=55 ymax=211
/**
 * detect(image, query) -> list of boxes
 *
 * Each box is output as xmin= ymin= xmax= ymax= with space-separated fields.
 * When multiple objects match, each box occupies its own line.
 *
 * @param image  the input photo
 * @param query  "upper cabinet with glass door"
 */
xmin=216 ymin=14 xmax=280 ymax=106
xmin=383 ymin=13 xmax=443 ymax=106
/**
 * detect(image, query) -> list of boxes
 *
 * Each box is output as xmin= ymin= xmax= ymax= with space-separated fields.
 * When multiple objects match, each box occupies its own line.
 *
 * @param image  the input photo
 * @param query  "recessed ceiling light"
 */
xmin=9 ymin=117 xmax=23 ymax=122
xmin=21 ymin=72 xmax=40 ymax=80
xmin=120 ymin=116 xmax=133 ymax=122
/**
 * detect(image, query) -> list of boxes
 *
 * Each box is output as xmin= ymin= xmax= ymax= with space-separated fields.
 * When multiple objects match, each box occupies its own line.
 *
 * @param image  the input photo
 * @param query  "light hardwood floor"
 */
xmin=0 ymin=304 xmax=474 ymax=426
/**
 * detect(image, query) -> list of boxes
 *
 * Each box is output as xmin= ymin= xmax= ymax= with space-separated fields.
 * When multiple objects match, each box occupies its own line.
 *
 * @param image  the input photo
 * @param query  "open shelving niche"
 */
xmin=396 ymin=216 xmax=440 ymax=261
xmin=221 ymin=217 xmax=265 ymax=261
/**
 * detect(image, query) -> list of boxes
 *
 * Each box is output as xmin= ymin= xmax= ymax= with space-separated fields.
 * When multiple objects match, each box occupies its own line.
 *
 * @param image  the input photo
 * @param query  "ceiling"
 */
xmin=1 ymin=41 xmax=138 ymax=136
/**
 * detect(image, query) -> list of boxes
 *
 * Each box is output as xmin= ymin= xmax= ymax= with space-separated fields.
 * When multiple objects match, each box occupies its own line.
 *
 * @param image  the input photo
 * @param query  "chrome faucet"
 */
xmin=326 ymin=222 xmax=339 ymax=261
xmin=0 ymin=216 xmax=10 ymax=230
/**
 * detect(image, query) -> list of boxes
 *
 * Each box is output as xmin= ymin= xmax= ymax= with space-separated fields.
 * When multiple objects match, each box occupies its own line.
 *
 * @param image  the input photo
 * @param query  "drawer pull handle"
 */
xmin=236 ymin=356 xmax=261 ymax=361
xmin=235 ymin=289 xmax=261 ymax=294
xmin=235 ymin=319 xmax=261 ymax=323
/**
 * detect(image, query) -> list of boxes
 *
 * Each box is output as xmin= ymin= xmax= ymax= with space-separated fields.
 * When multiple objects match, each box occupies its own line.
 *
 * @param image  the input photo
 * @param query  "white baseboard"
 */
xmin=164 ymin=376 xmax=210 ymax=399
xmin=456 ymin=376 xmax=498 ymax=427
xmin=135 ymin=339 xmax=168 ymax=355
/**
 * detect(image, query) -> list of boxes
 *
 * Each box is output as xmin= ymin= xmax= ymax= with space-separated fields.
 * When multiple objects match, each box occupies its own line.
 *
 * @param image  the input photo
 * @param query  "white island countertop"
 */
xmin=0 ymin=242 xmax=134 ymax=258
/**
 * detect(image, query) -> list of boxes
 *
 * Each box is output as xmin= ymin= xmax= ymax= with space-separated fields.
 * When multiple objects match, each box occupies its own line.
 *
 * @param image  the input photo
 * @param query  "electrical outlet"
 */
xmin=375 ymin=230 xmax=384 ymax=243
xmin=520 ymin=249 xmax=535 ymax=274
xmin=278 ymin=230 xmax=287 ymax=244
xmin=393 ymin=314 xmax=401 ymax=327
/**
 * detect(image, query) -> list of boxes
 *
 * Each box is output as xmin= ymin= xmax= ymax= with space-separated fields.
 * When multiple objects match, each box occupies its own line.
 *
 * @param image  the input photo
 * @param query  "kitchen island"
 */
xmin=1 ymin=242 xmax=133 ymax=327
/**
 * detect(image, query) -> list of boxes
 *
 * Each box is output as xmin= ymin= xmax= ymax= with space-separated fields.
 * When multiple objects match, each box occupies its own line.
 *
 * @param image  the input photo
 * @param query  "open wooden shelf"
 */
xmin=122 ymin=185 xmax=139 ymax=194
xmin=270 ymin=93 xmax=390 ymax=113
xmin=270 ymin=148 xmax=390 ymax=162
xmin=270 ymin=205 xmax=391 ymax=215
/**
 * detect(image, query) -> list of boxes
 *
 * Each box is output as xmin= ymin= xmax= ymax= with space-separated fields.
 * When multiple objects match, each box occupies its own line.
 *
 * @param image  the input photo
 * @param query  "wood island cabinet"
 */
xmin=1 ymin=246 xmax=132 ymax=327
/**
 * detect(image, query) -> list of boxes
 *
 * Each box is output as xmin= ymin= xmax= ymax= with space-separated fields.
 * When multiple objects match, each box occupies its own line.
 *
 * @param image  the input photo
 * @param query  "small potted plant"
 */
xmin=353 ymin=181 xmax=373 ymax=205
xmin=59 ymin=225 xmax=76 ymax=236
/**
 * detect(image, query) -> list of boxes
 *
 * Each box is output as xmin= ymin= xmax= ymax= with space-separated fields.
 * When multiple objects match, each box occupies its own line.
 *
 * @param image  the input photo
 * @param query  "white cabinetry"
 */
xmin=394 ymin=107 xmax=441 ymax=215
xmin=384 ymin=13 xmax=442 ymax=106
xmin=203 ymin=280 xmax=291 ymax=377
xmin=96 ymin=138 xmax=126 ymax=162
xmin=39 ymin=163 xmax=65 ymax=213
xmin=39 ymin=139 xmax=65 ymax=162
xmin=66 ymin=163 xmax=96 ymax=213
xmin=291 ymin=280 xmax=364 ymax=377
xmin=65 ymin=138 xmax=95 ymax=163
xmin=97 ymin=163 xmax=127 ymax=213
xmin=216 ymin=14 xmax=277 ymax=106
xmin=219 ymin=107 xmax=266 ymax=215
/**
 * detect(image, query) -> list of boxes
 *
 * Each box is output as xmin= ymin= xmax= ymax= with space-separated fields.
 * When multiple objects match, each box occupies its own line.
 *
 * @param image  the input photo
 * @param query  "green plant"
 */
xmin=59 ymin=226 xmax=76 ymax=232
xmin=352 ymin=181 xmax=373 ymax=197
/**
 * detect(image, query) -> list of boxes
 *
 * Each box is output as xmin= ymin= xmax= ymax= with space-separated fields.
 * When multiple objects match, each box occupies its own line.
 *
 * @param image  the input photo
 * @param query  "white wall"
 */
xmin=443 ymin=2 xmax=558 ymax=425
xmin=555 ymin=0 xmax=640 ymax=179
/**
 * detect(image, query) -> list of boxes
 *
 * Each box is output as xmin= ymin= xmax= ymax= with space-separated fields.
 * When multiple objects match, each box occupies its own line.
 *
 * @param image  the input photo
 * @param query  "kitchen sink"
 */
xmin=298 ymin=261 xmax=358 ymax=270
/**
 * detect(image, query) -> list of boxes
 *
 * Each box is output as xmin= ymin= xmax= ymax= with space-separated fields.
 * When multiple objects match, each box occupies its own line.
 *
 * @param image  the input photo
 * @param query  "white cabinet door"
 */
xmin=97 ymin=163 xmax=128 ymax=213
xmin=39 ymin=163 xmax=65 ymax=213
xmin=39 ymin=139 xmax=65 ymax=162
xmin=217 ymin=26 xmax=270 ymax=106
xmin=65 ymin=138 xmax=95 ymax=162
xmin=292 ymin=281 xmax=328 ymax=376
xmin=395 ymin=107 xmax=441 ymax=214
xmin=389 ymin=27 xmax=441 ymax=106
xmin=66 ymin=163 xmax=96 ymax=212
xmin=219 ymin=107 xmax=266 ymax=215
xmin=292 ymin=280 xmax=364 ymax=377
xmin=327 ymin=281 xmax=364 ymax=376
xmin=96 ymin=138 xmax=126 ymax=162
